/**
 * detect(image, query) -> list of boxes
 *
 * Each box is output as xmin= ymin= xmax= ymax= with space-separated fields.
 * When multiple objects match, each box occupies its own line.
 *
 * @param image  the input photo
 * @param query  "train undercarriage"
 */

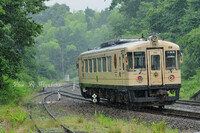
xmin=80 ymin=84 xmax=180 ymax=107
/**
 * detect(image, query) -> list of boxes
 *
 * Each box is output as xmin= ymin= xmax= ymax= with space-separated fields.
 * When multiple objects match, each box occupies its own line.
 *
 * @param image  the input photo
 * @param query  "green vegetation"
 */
xmin=180 ymin=70 xmax=200 ymax=100
xmin=0 ymin=105 xmax=32 ymax=132
xmin=58 ymin=113 xmax=180 ymax=133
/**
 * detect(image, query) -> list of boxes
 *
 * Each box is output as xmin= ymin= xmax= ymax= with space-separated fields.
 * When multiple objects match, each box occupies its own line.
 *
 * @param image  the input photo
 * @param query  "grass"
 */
xmin=58 ymin=113 xmax=184 ymax=133
xmin=0 ymin=105 xmax=34 ymax=132
xmin=180 ymin=71 xmax=200 ymax=100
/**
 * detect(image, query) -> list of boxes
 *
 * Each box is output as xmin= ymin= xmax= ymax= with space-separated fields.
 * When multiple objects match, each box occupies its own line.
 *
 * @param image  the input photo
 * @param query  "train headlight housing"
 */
xmin=137 ymin=76 xmax=143 ymax=82
xmin=169 ymin=75 xmax=175 ymax=81
xmin=151 ymin=35 xmax=158 ymax=42
xmin=149 ymin=35 xmax=158 ymax=46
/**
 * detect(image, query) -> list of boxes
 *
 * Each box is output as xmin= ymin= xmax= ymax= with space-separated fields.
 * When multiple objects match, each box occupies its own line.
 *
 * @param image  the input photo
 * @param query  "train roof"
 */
xmin=80 ymin=39 xmax=180 ymax=56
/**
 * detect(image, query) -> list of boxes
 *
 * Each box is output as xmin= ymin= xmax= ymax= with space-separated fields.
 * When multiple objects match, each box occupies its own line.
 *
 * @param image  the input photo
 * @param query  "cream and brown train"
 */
xmin=78 ymin=35 xmax=182 ymax=107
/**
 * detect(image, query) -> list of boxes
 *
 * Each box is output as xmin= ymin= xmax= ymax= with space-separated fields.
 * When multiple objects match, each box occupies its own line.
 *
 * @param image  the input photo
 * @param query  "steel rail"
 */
xmin=59 ymin=89 xmax=200 ymax=120
xmin=27 ymin=83 xmax=74 ymax=133
xmin=176 ymin=100 xmax=200 ymax=106
xmin=43 ymin=92 xmax=75 ymax=133
xmin=28 ymin=91 xmax=54 ymax=133
xmin=162 ymin=108 xmax=200 ymax=120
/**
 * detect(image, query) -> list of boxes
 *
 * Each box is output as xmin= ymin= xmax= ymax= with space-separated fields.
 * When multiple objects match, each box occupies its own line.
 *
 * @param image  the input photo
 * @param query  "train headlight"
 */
xmin=149 ymin=35 xmax=158 ymax=46
xmin=137 ymin=76 xmax=143 ymax=82
xmin=169 ymin=75 xmax=175 ymax=81
xmin=151 ymin=35 xmax=158 ymax=42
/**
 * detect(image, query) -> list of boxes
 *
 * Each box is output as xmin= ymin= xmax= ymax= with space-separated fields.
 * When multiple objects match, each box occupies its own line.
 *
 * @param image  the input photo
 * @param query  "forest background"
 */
xmin=0 ymin=0 xmax=200 ymax=103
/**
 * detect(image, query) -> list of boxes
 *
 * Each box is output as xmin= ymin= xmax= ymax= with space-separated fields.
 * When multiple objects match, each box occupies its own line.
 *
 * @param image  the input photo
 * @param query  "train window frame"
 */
xmin=98 ymin=58 xmax=101 ymax=72
xmin=93 ymin=58 xmax=97 ymax=72
xmin=89 ymin=59 xmax=92 ymax=72
xmin=127 ymin=52 xmax=133 ymax=71
xmin=134 ymin=52 xmax=146 ymax=70
xmin=102 ymin=57 xmax=107 ymax=72
xmin=107 ymin=56 xmax=112 ymax=72
xmin=85 ymin=59 xmax=88 ymax=73
xmin=165 ymin=50 xmax=176 ymax=70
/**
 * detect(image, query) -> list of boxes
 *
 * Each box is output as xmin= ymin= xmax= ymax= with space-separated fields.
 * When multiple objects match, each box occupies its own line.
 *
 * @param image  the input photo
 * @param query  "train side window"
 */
xmin=93 ymin=58 xmax=97 ymax=72
xmin=102 ymin=57 xmax=106 ymax=72
xmin=107 ymin=56 xmax=112 ymax=72
xmin=177 ymin=50 xmax=180 ymax=69
xmin=165 ymin=50 xmax=176 ymax=70
xmin=127 ymin=52 xmax=133 ymax=71
xmin=122 ymin=55 xmax=125 ymax=70
xmin=98 ymin=58 xmax=101 ymax=72
xmin=134 ymin=52 xmax=146 ymax=70
xmin=89 ymin=59 xmax=92 ymax=72
xmin=85 ymin=60 xmax=88 ymax=72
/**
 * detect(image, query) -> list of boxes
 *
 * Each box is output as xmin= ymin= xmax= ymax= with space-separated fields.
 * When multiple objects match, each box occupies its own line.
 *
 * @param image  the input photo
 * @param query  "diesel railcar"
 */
xmin=78 ymin=35 xmax=182 ymax=107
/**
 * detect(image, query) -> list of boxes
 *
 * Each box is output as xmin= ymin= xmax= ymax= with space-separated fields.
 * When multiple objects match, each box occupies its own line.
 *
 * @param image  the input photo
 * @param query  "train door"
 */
xmin=147 ymin=49 xmax=163 ymax=86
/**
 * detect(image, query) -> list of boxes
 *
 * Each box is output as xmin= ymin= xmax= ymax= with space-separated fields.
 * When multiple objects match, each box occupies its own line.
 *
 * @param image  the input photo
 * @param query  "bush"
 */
xmin=152 ymin=119 xmax=166 ymax=133
xmin=0 ymin=76 xmax=32 ymax=104
xmin=180 ymin=70 xmax=200 ymax=99
xmin=0 ymin=105 xmax=29 ymax=127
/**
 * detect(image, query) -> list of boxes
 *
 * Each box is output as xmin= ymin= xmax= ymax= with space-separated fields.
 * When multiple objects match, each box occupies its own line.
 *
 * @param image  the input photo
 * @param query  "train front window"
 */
xmin=127 ymin=52 xmax=133 ymax=71
xmin=134 ymin=52 xmax=145 ymax=70
xmin=166 ymin=51 xmax=176 ymax=70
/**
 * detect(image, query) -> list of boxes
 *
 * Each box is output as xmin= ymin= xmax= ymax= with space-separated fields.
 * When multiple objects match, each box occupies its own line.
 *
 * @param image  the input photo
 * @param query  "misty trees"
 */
xmin=34 ymin=5 xmax=112 ymax=80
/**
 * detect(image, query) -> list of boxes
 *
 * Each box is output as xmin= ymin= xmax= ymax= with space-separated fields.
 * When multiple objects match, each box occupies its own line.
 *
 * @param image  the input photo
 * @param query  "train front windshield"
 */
xmin=165 ymin=51 xmax=176 ymax=70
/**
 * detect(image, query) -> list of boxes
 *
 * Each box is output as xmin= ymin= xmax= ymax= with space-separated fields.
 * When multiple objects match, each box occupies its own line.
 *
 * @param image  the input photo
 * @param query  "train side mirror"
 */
xmin=76 ymin=61 xmax=79 ymax=69
xmin=180 ymin=52 xmax=183 ymax=63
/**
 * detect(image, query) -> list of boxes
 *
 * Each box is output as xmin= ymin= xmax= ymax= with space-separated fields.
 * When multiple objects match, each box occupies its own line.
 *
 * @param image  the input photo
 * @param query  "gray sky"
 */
xmin=45 ymin=0 xmax=112 ymax=11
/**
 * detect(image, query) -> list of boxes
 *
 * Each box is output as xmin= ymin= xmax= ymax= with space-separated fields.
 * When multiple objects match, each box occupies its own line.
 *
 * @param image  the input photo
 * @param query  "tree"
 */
xmin=178 ymin=27 xmax=200 ymax=78
xmin=85 ymin=7 xmax=95 ymax=30
xmin=0 ymin=0 xmax=47 ymax=88
xmin=32 ymin=3 xmax=70 ymax=27
xmin=147 ymin=0 xmax=187 ymax=41
xmin=180 ymin=0 xmax=200 ymax=35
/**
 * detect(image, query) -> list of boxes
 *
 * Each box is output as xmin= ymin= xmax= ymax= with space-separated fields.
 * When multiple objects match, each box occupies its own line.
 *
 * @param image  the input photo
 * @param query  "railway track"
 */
xmin=28 ymin=83 xmax=200 ymax=132
xmin=28 ymin=84 xmax=76 ymax=133
xmin=176 ymin=100 xmax=200 ymax=106
xmin=162 ymin=108 xmax=200 ymax=120
xmin=58 ymin=85 xmax=200 ymax=120
xmin=28 ymin=91 xmax=54 ymax=133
